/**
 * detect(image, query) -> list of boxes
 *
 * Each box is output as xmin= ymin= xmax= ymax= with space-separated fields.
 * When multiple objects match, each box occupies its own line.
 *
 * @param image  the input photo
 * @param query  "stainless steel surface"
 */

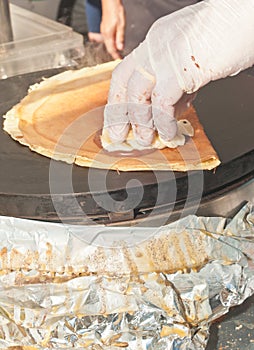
xmin=107 ymin=175 xmax=254 ymax=227
xmin=196 ymin=178 xmax=254 ymax=217
xmin=0 ymin=0 xmax=13 ymax=44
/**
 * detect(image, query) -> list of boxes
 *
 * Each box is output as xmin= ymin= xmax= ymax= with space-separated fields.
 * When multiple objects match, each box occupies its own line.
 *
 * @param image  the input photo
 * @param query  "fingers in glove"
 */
xmin=104 ymin=54 xmax=135 ymax=142
xmin=151 ymin=80 xmax=182 ymax=141
xmin=127 ymin=67 xmax=156 ymax=146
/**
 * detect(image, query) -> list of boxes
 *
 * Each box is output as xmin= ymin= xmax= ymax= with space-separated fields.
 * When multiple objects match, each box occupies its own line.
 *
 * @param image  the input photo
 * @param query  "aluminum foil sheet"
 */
xmin=0 ymin=203 xmax=254 ymax=349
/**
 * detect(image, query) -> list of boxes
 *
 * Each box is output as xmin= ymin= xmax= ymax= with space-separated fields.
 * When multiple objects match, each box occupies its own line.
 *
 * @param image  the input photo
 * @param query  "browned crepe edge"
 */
xmin=3 ymin=61 xmax=220 ymax=172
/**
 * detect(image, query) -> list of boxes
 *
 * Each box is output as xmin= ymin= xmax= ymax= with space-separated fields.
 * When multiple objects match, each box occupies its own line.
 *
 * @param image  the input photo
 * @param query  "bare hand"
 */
xmin=100 ymin=0 xmax=125 ymax=60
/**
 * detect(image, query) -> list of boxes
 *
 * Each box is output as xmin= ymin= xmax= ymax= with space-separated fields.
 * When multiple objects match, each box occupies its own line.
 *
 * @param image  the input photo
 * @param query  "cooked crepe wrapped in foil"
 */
xmin=0 ymin=203 xmax=254 ymax=349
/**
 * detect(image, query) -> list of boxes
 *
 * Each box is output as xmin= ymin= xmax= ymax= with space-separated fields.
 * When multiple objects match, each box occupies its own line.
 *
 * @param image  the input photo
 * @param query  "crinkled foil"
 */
xmin=0 ymin=204 xmax=254 ymax=349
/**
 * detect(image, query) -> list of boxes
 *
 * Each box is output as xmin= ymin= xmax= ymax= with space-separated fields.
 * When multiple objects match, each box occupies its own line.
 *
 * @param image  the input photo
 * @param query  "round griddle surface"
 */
xmin=0 ymin=68 xmax=254 ymax=221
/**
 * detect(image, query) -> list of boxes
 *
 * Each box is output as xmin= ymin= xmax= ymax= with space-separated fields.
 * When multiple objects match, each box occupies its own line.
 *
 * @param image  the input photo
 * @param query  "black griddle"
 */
xmin=0 ymin=68 xmax=254 ymax=223
xmin=0 ymin=65 xmax=254 ymax=350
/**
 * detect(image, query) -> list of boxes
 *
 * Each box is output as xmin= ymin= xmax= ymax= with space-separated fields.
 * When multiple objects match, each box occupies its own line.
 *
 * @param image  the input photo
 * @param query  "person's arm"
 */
xmin=100 ymin=0 xmax=125 ymax=59
xmin=104 ymin=0 xmax=254 ymax=146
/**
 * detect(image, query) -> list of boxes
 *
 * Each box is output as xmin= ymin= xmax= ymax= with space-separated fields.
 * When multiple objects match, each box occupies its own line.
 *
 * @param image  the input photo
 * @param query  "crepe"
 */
xmin=101 ymin=118 xmax=195 ymax=151
xmin=3 ymin=60 xmax=220 ymax=171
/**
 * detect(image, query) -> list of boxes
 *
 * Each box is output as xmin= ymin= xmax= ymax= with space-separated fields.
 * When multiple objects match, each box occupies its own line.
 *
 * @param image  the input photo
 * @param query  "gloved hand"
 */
xmin=103 ymin=0 xmax=254 ymax=146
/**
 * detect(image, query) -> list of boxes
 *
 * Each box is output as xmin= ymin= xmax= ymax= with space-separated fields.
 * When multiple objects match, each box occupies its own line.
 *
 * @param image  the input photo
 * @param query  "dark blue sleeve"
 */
xmin=85 ymin=0 xmax=102 ymax=33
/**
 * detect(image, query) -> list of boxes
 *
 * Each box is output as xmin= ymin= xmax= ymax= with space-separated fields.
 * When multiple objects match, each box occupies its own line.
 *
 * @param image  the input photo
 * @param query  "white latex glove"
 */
xmin=103 ymin=0 xmax=254 ymax=146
